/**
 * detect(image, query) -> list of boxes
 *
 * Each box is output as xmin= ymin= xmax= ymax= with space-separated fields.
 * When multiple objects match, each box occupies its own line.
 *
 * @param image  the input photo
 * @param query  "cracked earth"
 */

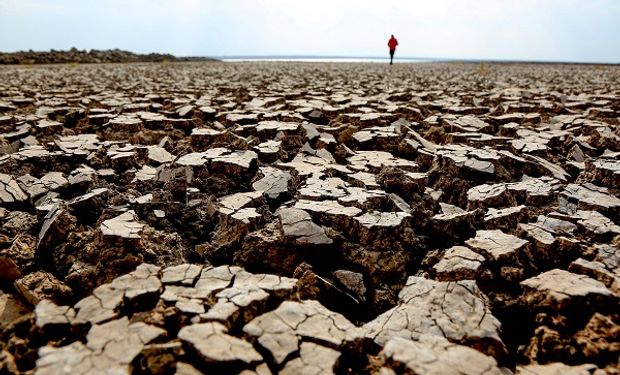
xmin=0 ymin=61 xmax=619 ymax=374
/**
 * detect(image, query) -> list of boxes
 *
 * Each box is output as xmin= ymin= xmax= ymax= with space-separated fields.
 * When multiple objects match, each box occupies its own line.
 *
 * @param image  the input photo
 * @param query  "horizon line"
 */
xmin=214 ymin=54 xmax=620 ymax=65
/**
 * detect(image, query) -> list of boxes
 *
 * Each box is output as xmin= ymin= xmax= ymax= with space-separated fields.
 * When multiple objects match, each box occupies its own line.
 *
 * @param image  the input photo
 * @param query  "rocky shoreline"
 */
xmin=0 ymin=61 xmax=619 ymax=374
xmin=0 ymin=48 xmax=217 ymax=65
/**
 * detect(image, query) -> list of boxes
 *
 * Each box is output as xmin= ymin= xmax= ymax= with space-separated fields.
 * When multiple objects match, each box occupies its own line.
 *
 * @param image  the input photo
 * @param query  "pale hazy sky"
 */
xmin=1 ymin=0 xmax=619 ymax=63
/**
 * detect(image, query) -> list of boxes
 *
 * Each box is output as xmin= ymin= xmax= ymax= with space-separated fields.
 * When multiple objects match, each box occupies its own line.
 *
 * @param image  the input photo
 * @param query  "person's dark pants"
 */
xmin=389 ymin=49 xmax=395 ymax=65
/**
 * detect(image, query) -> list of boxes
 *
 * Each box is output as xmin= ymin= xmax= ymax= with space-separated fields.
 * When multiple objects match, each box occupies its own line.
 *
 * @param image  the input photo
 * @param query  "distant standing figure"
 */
xmin=388 ymin=35 xmax=398 ymax=65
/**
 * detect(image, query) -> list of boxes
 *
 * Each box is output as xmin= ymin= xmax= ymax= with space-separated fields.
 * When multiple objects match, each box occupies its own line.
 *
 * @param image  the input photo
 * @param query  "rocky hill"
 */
xmin=0 ymin=48 xmax=217 ymax=64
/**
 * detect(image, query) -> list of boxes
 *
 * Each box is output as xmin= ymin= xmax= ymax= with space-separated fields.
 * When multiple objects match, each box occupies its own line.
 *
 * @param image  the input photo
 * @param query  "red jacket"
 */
xmin=388 ymin=37 xmax=398 ymax=50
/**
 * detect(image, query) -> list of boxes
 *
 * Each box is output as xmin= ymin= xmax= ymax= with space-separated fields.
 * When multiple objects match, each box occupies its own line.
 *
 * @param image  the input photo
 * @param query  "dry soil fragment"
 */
xmin=0 ymin=173 xmax=28 ymax=203
xmin=348 ymin=151 xmax=417 ymax=172
xmin=161 ymin=264 xmax=203 ymax=285
xmin=35 ymin=299 xmax=76 ymax=329
xmin=178 ymin=322 xmax=263 ymax=365
xmin=520 ymin=269 xmax=614 ymax=308
xmin=161 ymin=265 xmax=240 ymax=307
xmin=294 ymin=199 xmax=361 ymax=227
xmin=147 ymin=145 xmax=174 ymax=164
xmin=484 ymin=205 xmax=529 ymax=230
xmin=74 ymin=264 xmax=160 ymax=324
xmin=252 ymin=166 xmax=291 ymax=201
xmin=433 ymin=245 xmax=485 ymax=280
xmin=243 ymin=300 xmax=361 ymax=365
xmin=379 ymin=335 xmax=504 ymax=375
xmin=280 ymin=342 xmax=340 ymax=375
xmin=587 ymin=158 xmax=620 ymax=188
xmin=100 ymin=211 xmax=144 ymax=239
xmin=467 ymin=183 xmax=514 ymax=210
xmin=35 ymin=317 xmax=165 ymax=375
xmin=203 ymin=270 xmax=297 ymax=325
xmin=211 ymin=150 xmax=258 ymax=176
xmin=572 ymin=210 xmax=620 ymax=238
xmin=353 ymin=211 xmax=411 ymax=250
xmin=435 ymin=144 xmax=497 ymax=175
xmin=217 ymin=191 xmax=264 ymax=215
xmin=465 ymin=229 xmax=529 ymax=263
xmin=363 ymin=276 xmax=505 ymax=358
xmin=278 ymin=207 xmax=333 ymax=245
xmin=507 ymin=176 xmax=562 ymax=205
xmin=561 ymin=183 xmax=620 ymax=216
xmin=569 ymin=258 xmax=620 ymax=292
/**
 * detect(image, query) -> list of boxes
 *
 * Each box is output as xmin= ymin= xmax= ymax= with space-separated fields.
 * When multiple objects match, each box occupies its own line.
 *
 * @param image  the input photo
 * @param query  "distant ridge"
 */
xmin=0 ymin=48 xmax=218 ymax=65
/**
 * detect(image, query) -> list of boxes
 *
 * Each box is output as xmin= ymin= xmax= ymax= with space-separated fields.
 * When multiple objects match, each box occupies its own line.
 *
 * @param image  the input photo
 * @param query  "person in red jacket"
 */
xmin=388 ymin=35 xmax=398 ymax=65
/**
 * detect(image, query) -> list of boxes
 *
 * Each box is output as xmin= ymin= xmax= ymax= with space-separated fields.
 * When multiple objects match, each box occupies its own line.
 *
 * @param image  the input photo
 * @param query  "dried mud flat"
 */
xmin=0 ymin=61 xmax=619 ymax=374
